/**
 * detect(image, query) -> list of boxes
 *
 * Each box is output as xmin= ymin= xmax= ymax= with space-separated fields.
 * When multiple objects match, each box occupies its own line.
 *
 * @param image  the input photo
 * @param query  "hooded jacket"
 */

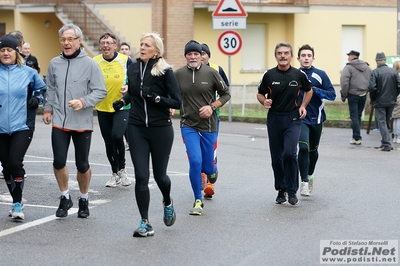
xmin=340 ymin=59 xmax=372 ymax=100
xmin=0 ymin=64 xmax=46 ymax=134
xmin=43 ymin=49 xmax=107 ymax=131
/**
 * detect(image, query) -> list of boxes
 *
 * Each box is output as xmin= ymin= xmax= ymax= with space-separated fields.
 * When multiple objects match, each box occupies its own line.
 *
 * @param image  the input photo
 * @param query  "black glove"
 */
xmin=113 ymin=100 xmax=125 ymax=111
xmin=142 ymin=86 xmax=159 ymax=102
xmin=28 ymin=96 xmax=39 ymax=109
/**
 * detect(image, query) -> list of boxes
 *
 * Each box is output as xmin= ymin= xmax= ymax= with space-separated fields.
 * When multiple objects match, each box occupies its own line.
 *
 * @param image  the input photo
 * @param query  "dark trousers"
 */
xmin=298 ymin=123 xmax=323 ymax=182
xmin=375 ymin=106 xmax=394 ymax=147
xmin=267 ymin=110 xmax=301 ymax=194
xmin=97 ymin=110 xmax=128 ymax=173
xmin=347 ymin=93 xmax=366 ymax=140
xmin=0 ymin=130 xmax=33 ymax=203
xmin=52 ymin=128 xmax=92 ymax=173
xmin=127 ymin=124 xmax=173 ymax=220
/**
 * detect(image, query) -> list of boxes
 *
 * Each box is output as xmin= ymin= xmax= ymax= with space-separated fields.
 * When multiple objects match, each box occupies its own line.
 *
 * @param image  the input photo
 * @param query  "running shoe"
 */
xmin=163 ymin=199 xmax=176 ymax=226
xmin=349 ymin=138 xmax=361 ymax=145
xmin=189 ymin=199 xmax=203 ymax=215
xmin=204 ymin=182 xmax=214 ymax=199
xmin=56 ymin=196 xmax=73 ymax=217
xmin=78 ymin=198 xmax=90 ymax=218
xmin=11 ymin=202 xmax=24 ymax=220
xmin=133 ymin=219 xmax=154 ymax=237
xmin=207 ymin=170 xmax=218 ymax=184
xmin=288 ymin=193 xmax=299 ymax=205
xmin=275 ymin=190 xmax=287 ymax=204
xmin=118 ymin=169 xmax=131 ymax=186
xmin=105 ymin=173 xmax=121 ymax=187
xmin=300 ymin=182 xmax=310 ymax=196
xmin=9 ymin=203 xmax=24 ymax=217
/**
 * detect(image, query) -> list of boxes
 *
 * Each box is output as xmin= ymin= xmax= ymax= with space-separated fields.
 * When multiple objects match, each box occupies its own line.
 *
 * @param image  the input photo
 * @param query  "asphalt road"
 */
xmin=1 ymin=116 xmax=399 ymax=266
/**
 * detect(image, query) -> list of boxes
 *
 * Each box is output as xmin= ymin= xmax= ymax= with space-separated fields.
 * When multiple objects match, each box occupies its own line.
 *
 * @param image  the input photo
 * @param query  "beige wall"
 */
xmin=2 ymin=4 xmax=398 ymax=85
xmin=94 ymin=3 xmax=152 ymax=57
xmin=1 ymin=11 xmax=63 ymax=77
xmin=192 ymin=6 xmax=397 ymax=85
xmin=292 ymin=7 xmax=397 ymax=84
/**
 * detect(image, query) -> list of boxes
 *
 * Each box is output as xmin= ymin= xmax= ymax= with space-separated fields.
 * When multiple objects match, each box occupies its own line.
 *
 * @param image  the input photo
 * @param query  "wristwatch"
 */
xmin=154 ymin=96 xmax=161 ymax=103
xmin=210 ymin=104 xmax=216 ymax=112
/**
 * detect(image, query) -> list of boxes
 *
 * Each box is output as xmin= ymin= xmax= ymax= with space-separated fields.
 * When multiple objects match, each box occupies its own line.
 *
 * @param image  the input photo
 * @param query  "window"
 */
xmin=241 ymin=24 xmax=265 ymax=72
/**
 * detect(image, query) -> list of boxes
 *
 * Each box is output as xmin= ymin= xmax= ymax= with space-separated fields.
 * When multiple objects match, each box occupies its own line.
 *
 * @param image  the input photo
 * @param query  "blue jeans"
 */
xmin=347 ymin=93 xmax=366 ymax=141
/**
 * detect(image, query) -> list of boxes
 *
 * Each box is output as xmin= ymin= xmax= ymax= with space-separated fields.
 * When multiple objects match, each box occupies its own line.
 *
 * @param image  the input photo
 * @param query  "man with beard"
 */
xmin=175 ymin=40 xmax=231 ymax=215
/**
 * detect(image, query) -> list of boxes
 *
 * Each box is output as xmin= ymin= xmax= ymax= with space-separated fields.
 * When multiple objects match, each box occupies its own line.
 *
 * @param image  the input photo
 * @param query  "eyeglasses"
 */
xmin=100 ymin=41 xmax=115 ymax=46
xmin=59 ymin=37 xmax=79 ymax=43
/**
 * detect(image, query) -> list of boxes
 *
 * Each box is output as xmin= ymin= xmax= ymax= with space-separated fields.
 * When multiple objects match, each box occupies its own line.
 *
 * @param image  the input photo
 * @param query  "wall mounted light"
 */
xmin=44 ymin=20 xmax=51 ymax=29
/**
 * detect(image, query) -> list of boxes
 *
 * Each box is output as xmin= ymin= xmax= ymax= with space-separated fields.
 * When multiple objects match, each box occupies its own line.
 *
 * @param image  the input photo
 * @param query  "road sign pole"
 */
xmin=228 ymin=55 xmax=232 ymax=122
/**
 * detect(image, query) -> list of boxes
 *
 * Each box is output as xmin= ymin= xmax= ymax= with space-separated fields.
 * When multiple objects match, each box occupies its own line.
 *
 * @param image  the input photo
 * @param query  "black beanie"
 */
xmin=201 ymin=44 xmax=211 ymax=58
xmin=184 ymin=40 xmax=202 ymax=56
xmin=0 ymin=34 xmax=19 ymax=52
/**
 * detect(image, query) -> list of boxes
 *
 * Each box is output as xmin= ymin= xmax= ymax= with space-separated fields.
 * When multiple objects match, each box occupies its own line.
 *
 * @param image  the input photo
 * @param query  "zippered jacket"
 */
xmin=43 ymin=49 xmax=107 ymax=131
xmin=0 ymin=64 xmax=46 ymax=134
xmin=368 ymin=64 xmax=400 ymax=108
xmin=125 ymin=58 xmax=182 ymax=127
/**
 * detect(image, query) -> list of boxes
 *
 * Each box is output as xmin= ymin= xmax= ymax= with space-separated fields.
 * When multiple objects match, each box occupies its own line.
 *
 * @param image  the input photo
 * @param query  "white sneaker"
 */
xmin=309 ymin=175 xmax=314 ymax=193
xmin=349 ymin=138 xmax=361 ymax=145
xmin=9 ymin=203 xmax=24 ymax=217
xmin=105 ymin=173 xmax=120 ymax=188
xmin=300 ymin=182 xmax=310 ymax=196
xmin=118 ymin=169 xmax=132 ymax=186
xmin=11 ymin=202 xmax=25 ymax=220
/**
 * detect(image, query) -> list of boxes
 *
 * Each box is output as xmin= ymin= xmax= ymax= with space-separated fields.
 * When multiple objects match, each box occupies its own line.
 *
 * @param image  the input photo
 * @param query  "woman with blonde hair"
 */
xmin=392 ymin=61 xmax=400 ymax=143
xmin=0 ymin=34 xmax=46 ymax=219
xmin=113 ymin=32 xmax=182 ymax=237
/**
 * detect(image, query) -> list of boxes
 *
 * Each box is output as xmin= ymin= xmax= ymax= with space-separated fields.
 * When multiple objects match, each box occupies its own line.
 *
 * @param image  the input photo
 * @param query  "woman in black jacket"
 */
xmin=115 ymin=32 xmax=181 ymax=237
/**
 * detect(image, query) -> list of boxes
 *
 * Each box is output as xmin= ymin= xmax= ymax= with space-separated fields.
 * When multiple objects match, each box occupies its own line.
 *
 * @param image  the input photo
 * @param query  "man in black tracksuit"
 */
xmin=257 ymin=42 xmax=313 ymax=205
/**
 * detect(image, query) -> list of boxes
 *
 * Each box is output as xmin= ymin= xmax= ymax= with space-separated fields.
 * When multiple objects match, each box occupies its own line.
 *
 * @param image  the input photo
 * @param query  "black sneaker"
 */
xmin=275 ymin=190 xmax=287 ymax=204
xmin=56 ymin=196 xmax=73 ymax=217
xmin=207 ymin=170 xmax=218 ymax=184
xmin=78 ymin=198 xmax=90 ymax=218
xmin=288 ymin=193 xmax=298 ymax=205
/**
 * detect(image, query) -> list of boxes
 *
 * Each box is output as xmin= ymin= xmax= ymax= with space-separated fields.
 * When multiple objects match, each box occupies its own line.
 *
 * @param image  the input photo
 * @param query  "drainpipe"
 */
xmin=163 ymin=0 xmax=167 ymax=58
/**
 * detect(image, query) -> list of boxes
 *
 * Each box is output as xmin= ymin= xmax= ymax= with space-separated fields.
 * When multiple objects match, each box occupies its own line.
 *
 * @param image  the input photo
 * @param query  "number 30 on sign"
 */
xmin=217 ymin=30 xmax=242 ymax=56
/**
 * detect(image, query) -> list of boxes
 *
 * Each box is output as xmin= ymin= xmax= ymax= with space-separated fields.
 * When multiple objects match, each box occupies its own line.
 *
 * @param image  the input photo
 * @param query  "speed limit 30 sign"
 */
xmin=217 ymin=30 xmax=242 ymax=56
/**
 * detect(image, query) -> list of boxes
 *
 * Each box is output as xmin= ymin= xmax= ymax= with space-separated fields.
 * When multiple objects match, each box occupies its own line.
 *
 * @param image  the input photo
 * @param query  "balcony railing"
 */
xmin=56 ymin=0 xmax=121 ymax=51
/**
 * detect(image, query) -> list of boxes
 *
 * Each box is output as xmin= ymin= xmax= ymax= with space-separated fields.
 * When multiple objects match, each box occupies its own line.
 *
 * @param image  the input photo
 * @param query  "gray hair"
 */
xmin=58 ymin=24 xmax=83 ymax=38
xmin=274 ymin=42 xmax=293 ymax=56
xmin=9 ymin=30 xmax=24 ymax=44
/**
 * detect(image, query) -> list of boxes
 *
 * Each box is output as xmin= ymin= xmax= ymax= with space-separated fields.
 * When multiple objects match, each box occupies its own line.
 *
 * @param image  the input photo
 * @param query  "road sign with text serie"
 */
xmin=212 ymin=0 xmax=247 ymax=30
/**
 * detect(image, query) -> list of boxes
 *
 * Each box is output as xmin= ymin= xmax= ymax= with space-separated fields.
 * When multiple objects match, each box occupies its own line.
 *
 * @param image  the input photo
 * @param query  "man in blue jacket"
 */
xmin=297 ymin=44 xmax=336 ymax=196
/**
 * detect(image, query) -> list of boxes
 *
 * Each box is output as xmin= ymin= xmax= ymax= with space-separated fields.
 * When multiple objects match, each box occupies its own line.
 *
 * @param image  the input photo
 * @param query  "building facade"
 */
xmin=0 ymin=0 xmax=397 ymax=86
